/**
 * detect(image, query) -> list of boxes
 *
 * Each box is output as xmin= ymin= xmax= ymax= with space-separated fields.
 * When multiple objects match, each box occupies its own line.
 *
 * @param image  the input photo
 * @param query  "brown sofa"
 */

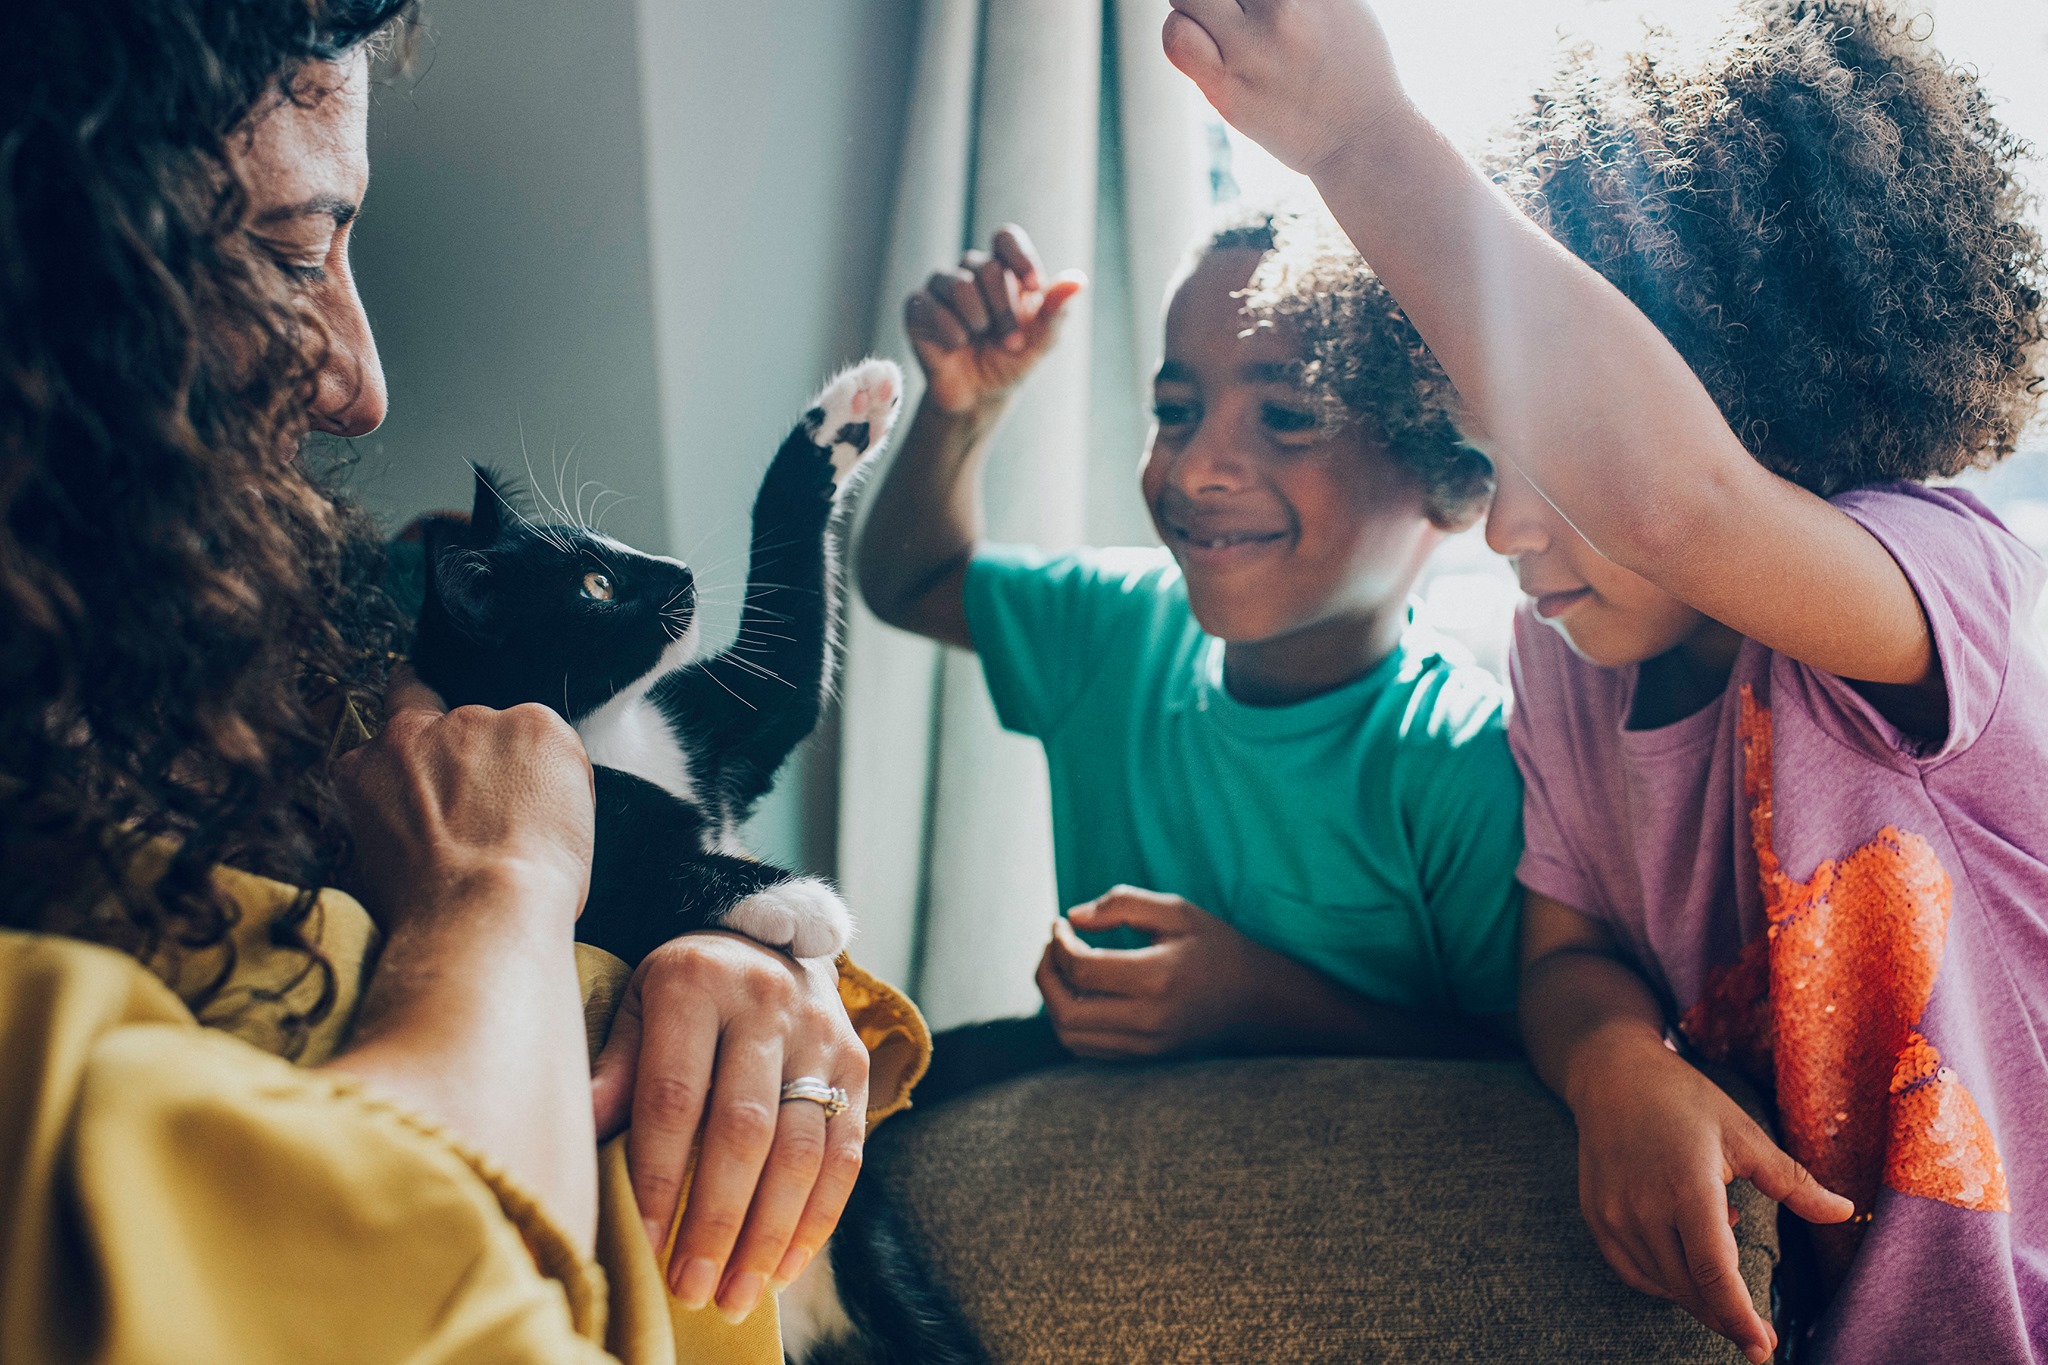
xmin=863 ymin=1057 xmax=1777 ymax=1363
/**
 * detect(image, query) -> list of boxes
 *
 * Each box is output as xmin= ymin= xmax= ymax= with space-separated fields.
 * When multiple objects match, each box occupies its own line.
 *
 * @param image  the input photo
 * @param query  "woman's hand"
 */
xmin=336 ymin=669 xmax=594 ymax=931
xmin=589 ymin=933 xmax=869 ymax=1324
xmin=326 ymin=671 xmax=601 ymax=1251
xmin=905 ymin=223 xmax=1085 ymax=416
xmin=1035 ymin=887 xmax=1270 ymax=1058
xmin=1162 ymin=0 xmax=1409 ymax=177
xmin=1570 ymin=1032 xmax=1854 ymax=1363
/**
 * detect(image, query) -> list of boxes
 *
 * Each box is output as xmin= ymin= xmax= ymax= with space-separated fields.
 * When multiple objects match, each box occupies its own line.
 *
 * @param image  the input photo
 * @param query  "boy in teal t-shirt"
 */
xmin=859 ymin=211 xmax=1520 ymax=1079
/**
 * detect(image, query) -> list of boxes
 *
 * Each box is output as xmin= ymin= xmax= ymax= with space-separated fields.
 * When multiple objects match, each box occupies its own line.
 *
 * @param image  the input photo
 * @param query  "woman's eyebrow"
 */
xmin=1155 ymin=359 xmax=1195 ymax=384
xmin=254 ymin=196 xmax=358 ymax=228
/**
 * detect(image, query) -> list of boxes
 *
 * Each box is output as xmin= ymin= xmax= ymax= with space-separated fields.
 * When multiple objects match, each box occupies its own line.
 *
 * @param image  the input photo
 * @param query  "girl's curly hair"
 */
xmin=1225 ymin=209 xmax=1495 ymax=526
xmin=1491 ymin=0 xmax=2048 ymax=497
xmin=0 ymin=0 xmax=415 ymax=1050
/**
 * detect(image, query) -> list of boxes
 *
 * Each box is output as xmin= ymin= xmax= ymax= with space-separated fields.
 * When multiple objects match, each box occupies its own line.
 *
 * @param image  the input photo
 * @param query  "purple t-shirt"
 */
xmin=1509 ymin=483 xmax=2048 ymax=1362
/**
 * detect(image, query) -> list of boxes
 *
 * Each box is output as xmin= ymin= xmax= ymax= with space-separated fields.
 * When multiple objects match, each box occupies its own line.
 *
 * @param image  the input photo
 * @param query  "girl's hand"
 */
xmin=1162 ymin=0 xmax=1408 ymax=176
xmin=589 ymin=933 xmax=870 ymax=1325
xmin=1035 ymin=887 xmax=1270 ymax=1057
xmin=335 ymin=669 xmax=595 ymax=931
xmin=1571 ymin=1034 xmax=1855 ymax=1364
xmin=905 ymin=224 xmax=1085 ymax=415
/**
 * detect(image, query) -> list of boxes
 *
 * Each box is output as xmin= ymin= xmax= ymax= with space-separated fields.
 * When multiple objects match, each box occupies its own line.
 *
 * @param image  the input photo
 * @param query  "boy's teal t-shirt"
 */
xmin=963 ymin=544 xmax=1523 ymax=1015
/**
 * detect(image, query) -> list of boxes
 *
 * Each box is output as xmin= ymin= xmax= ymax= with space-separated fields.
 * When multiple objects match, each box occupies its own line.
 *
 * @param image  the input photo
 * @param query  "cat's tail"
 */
xmin=780 ymin=1166 xmax=988 ymax=1365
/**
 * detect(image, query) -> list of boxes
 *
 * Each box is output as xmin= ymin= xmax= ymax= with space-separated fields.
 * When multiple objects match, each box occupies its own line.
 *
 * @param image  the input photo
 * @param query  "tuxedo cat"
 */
xmin=410 ymin=360 xmax=901 ymax=965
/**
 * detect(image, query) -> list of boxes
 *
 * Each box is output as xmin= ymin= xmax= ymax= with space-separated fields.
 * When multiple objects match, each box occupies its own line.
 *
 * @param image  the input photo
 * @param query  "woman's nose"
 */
xmin=310 ymin=275 xmax=387 ymax=438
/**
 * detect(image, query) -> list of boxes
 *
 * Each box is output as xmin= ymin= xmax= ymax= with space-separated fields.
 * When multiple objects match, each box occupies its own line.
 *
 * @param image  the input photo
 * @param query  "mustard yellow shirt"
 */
xmin=0 ymin=853 xmax=929 ymax=1364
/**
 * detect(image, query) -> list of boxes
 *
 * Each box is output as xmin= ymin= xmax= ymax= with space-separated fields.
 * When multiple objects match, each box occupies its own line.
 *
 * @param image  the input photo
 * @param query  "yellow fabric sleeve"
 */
xmin=0 ymin=931 xmax=612 ymax=1365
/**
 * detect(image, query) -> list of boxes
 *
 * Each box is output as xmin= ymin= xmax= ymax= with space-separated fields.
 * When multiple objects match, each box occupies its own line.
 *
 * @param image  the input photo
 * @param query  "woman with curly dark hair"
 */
xmin=1169 ymin=0 xmax=2048 ymax=1360
xmin=0 ymin=2 xmax=925 ymax=1358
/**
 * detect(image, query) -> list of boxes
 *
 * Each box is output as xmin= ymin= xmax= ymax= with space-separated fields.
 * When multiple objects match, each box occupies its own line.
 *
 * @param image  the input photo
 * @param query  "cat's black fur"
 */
xmin=410 ymin=363 xmax=898 ymax=965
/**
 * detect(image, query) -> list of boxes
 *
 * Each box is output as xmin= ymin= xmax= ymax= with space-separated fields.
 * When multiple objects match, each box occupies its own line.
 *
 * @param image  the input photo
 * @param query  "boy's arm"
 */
xmin=1163 ymin=1 xmax=1935 ymax=692
xmin=1040 ymin=888 xmax=1512 ymax=1060
xmin=856 ymin=226 xmax=1084 ymax=650
xmin=1520 ymin=891 xmax=1851 ymax=1364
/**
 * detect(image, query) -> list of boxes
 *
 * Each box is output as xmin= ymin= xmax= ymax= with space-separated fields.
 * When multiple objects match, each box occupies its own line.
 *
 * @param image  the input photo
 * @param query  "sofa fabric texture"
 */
xmin=866 ymin=1057 xmax=1777 ymax=1364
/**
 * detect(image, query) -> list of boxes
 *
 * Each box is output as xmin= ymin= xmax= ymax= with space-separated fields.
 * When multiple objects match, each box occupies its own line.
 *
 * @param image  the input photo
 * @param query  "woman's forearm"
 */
xmin=323 ymin=866 xmax=597 ymax=1253
xmin=854 ymin=393 xmax=1008 ymax=645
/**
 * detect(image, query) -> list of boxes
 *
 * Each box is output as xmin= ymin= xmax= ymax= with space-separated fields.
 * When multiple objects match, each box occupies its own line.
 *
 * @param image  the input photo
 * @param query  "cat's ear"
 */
xmin=468 ymin=465 xmax=509 ymax=546
xmin=421 ymin=516 xmax=493 ymax=635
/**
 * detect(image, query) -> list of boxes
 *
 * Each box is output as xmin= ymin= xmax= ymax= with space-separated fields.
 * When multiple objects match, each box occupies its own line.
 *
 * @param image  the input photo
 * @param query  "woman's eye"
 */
xmin=1261 ymin=403 xmax=1319 ymax=435
xmin=581 ymin=571 xmax=615 ymax=602
xmin=1152 ymin=400 xmax=1199 ymax=427
xmin=282 ymin=261 xmax=328 ymax=284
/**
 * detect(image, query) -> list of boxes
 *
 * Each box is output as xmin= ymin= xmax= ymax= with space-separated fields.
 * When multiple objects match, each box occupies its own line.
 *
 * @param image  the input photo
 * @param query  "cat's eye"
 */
xmin=581 ymin=571 xmax=615 ymax=602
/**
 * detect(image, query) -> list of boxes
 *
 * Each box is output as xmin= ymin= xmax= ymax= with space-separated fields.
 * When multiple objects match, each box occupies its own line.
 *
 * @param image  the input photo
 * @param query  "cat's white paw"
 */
xmin=805 ymin=359 xmax=903 ymax=483
xmin=727 ymin=876 xmax=854 ymax=959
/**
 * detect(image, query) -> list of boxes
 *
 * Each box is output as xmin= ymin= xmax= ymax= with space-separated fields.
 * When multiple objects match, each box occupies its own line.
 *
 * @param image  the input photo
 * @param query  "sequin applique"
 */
xmin=1682 ymin=687 xmax=2008 ymax=1278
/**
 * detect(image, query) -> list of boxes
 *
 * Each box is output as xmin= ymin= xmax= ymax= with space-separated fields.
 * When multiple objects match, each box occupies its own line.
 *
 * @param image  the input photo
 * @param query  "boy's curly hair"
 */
xmin=1491 ymin=0 xmax=2047 ymax=497
xmin=1221 ymin=210 xmax=1494 ymax=527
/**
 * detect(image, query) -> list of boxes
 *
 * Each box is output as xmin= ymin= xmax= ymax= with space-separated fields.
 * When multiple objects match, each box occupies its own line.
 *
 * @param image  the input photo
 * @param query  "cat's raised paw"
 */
xmin=804 ymin=359 xmax=903 ymax=483
xmin=728 ymin=876 xmax=854 ymax=959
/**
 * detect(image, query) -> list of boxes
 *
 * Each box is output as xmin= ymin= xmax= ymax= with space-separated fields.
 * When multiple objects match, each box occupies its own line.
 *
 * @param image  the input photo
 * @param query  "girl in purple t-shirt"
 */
xmin=1163 ymin=0 xmax=2048 ymax=1360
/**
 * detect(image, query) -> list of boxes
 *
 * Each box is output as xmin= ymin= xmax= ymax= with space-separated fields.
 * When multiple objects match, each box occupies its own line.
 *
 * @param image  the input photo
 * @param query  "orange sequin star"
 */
xmin=1682 ymin=688 xmax=2007 ymax=1281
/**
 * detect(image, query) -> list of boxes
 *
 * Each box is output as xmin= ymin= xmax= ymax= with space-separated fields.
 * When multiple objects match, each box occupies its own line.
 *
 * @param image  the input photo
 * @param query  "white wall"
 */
xmin=348 ymin=0 xmax=919 ymax=870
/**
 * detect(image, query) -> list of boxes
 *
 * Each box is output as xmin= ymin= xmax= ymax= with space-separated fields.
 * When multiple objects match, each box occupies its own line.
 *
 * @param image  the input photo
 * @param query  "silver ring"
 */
xmin=780 ymin=1076 xmax=850 ymax=1119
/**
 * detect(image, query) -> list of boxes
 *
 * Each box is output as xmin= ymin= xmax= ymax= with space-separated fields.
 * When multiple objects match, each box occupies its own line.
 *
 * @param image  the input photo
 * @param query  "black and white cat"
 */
xmin=410 ymin=359 xmax=901 ymax=965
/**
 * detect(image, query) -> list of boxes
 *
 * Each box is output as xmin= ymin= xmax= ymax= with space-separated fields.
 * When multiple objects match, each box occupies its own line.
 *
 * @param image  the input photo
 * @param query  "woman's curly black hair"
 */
xmin=1225 ymin=208 xmax=1495 ymax=527
xmin=1490 ymin=0 xmax=2047 ymax=497
xmin=0 ymin=0 xmax=415 ymax=1048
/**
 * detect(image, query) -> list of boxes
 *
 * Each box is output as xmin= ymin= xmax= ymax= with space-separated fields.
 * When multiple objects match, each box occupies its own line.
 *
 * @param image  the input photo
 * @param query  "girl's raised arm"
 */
xmin=1163 ymin=0 xmax=1935 ymax=689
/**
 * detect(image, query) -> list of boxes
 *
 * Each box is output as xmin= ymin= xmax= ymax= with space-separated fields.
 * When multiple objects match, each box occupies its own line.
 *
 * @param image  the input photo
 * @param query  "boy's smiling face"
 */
xmin=1143 ymin=247 xmax=1443 ymax=651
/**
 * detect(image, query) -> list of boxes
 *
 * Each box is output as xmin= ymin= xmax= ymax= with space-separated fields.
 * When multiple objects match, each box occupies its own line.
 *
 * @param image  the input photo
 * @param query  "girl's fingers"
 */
xmin=990 ymin=224 xmax=1044 ymax=290
xmin=1161 ymin=9 xmax=1226 ymax=91
xmin=1739 ymin=1129 xmax=1855 ymax=1225
xmin=1677 ymin=1200 xmax=1774 ymax=1363
xmin=668 ymin=1030 xmax=785 ymax=1307
xmin=589 ymin=994 xmax=644 ymax=1139
xmin=713 ymin=1098 xmax=829 ymax=1324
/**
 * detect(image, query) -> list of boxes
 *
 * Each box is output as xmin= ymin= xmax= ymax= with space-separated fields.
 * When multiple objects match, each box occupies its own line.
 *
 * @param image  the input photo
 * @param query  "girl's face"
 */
xmin=1141 ymin=248 xmax=1443 ymax=645
xmin=1483 ymin=458 xmax=1708 ymax=667
xmin=231 ymin=53 xmax=385 ymax=445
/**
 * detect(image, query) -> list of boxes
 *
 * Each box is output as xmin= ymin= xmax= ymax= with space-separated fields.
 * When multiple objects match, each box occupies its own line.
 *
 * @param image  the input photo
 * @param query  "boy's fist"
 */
xmin=1162 ymin=0 xmax=1407 ymax=177
xmin=904 ymin=224 xmax=1085 ymax=415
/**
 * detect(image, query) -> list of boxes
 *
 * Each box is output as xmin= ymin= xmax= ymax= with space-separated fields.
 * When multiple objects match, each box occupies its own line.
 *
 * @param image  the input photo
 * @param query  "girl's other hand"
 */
xmin=589 ymin=933 xmax=870 ymax=1325
xmin=335 ymin=668 xmax=595 ymax=931
xmin=905 ymin=223 xmax=1085 ymax=415
xmin=1571 ymin=1035 xmax=1855 ymax=1364
xmin=1162 ymin=0 xmax=1408 ymax=177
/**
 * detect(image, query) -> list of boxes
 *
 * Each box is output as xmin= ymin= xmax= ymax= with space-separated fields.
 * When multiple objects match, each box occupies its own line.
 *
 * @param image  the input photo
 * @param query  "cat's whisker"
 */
xmin=698 ymin=665 xmax=758 ymax=712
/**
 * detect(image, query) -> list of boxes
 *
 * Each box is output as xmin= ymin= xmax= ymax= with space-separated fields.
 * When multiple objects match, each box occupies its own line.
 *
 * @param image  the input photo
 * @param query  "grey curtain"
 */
xmin=837 ymin=0 xmax=1212 ymax=1027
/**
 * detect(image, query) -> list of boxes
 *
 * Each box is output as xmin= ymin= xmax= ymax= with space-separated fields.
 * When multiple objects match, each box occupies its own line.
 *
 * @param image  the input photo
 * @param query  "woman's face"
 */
xmin=231 ymin=53 xmax=385 ymax=442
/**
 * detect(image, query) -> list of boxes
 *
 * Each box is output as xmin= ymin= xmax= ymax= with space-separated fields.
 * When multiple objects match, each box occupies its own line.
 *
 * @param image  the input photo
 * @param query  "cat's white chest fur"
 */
xmin=575 ymin=625 xmax=699 ymax=803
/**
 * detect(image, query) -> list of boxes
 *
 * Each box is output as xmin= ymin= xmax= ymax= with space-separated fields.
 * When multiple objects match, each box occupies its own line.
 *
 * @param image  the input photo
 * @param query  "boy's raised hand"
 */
xmin=905 ymin=224 xmax=1086 ymax=415
xmin=1162 ymin=0 xmax=1407 ymax=176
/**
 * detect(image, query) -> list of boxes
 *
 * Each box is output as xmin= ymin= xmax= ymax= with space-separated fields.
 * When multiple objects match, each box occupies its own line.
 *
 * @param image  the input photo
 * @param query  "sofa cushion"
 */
xmin=864 ymin=1057 xmax=1777 ymax=1364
